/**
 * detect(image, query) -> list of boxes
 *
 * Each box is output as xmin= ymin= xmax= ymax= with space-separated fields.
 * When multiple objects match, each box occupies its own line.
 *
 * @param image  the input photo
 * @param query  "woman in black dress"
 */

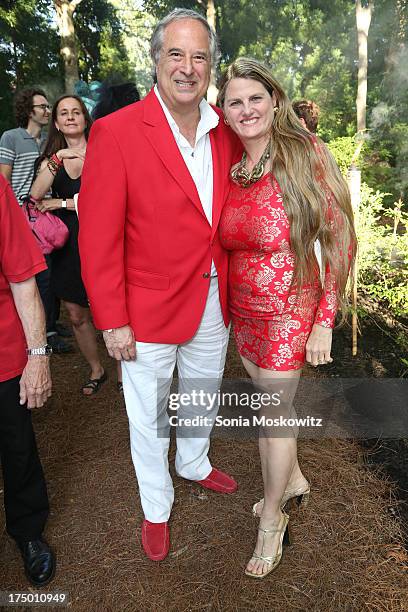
xmin=31 ymin=95 xmax=106 ymax=395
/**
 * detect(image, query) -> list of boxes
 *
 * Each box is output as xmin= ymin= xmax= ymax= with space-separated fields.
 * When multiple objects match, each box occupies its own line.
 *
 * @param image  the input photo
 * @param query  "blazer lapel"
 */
xmin=210 ymin=126 xmax=225 ymax=238
xmin=142 ymin=90 xmax=206 ymax=219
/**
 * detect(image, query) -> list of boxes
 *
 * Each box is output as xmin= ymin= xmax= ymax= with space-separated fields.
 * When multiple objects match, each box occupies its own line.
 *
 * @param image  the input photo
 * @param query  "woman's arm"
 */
xmin=314 ymin=266 xmax=337 ymax=329
xmin=31 ymin=148 xmax=86 ymax=200
xmin=35 ymin=198 xmax=76 ymax=212
xmin=30 ymin=158 xmax=55 ymax=200
xmin=305 ymin=268 xmax=335 ymax=367
xmin=306 ymin=140 xmax=338 ymax=366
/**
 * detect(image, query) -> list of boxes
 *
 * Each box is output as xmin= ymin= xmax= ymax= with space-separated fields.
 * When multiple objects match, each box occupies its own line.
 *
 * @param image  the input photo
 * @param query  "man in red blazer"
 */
xmin=78 ymin=9 xmax=238 ymax=561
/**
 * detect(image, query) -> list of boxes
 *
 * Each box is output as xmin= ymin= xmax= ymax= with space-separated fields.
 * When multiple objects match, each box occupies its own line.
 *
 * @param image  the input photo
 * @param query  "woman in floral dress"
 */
xmin=218 ymin=58 xmax=356 ymax=579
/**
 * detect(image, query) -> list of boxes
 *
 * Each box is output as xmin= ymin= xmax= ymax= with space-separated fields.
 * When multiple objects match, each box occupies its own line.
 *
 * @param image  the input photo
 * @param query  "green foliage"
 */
xmin=75 ymin=0 xmax=131 ymax=81
xmin=0 ymin=0 xmax=135 ymax=133
xmin=1 ymin=0 xmax=407 ymax=208
xmin=356 ymin=184 xmax=408 ymax=317
xmin=365 ymin=2 xmax=408 ymax=204
xmin=0 ymin=0 xmax=63 ymax=133
xmin=327 ymin=137 xmax=359 ymax=175
xmin=110 ymin=0 xmax=155 ymax=96
xmin=328 ymin=131 xmax=408 ymax=318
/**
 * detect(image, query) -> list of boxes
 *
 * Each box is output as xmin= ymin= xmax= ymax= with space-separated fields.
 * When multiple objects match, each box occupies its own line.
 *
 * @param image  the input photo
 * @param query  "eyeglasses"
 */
xmin=32 ymin=104 xmax=51 ymax=111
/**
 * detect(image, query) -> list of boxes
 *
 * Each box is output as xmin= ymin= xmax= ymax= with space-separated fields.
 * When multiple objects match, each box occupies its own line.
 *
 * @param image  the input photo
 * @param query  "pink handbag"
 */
xmin=23 ymin=198 xmax=69 ymax=255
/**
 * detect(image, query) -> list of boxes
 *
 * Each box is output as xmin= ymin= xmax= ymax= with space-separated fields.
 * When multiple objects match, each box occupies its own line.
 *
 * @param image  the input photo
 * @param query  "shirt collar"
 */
xmin=20 ymin=127 xmax=35 ymax=140
xmin=20 ymin=127 xmax=45 ymax=142
xmin=154 ymin=84 xmax=219 ymax=147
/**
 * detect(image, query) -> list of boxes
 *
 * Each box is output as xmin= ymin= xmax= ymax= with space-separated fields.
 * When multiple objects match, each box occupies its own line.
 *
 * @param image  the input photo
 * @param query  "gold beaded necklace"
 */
xmin=230 ymin=143 xmax=270 ymax=187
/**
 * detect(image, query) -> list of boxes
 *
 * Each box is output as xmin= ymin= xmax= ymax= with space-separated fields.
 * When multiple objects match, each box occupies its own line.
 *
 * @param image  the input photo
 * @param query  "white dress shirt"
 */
xmin=154 ymin=85 xmax=219 ymax=276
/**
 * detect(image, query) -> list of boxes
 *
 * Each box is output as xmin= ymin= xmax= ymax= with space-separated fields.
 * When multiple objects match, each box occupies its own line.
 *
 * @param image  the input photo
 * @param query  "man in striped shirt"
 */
xmin=0 ymin=88 xmax=50 ymax=203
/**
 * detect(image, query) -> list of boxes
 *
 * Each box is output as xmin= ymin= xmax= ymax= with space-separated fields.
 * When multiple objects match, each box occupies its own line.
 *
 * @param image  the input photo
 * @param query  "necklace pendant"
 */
xmin=230 ymin=144 xmax=270 ymax=188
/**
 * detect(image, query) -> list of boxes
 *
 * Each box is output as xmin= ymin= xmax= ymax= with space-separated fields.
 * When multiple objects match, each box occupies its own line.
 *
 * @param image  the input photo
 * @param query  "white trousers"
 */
xmin=122 ymin=277 xmax=229 ymax=522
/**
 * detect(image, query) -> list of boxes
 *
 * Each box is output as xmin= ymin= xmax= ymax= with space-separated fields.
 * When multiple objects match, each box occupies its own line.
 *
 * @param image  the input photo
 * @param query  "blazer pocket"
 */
xmin=126 ymin=267 xmax=170 ymax=290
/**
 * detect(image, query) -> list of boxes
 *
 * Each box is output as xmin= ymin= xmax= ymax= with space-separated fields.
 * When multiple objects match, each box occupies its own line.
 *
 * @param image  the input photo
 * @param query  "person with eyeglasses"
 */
xmin=0 ymin=88 xmax=51 ymax=203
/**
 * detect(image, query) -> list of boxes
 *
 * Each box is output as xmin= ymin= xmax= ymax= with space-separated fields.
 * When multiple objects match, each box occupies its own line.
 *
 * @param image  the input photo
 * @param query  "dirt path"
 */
xmin=0 ymin=312 xmax=407 ymax=611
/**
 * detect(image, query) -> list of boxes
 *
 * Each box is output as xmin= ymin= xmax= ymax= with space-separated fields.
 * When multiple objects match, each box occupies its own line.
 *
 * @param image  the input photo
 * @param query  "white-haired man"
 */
xmin=79 ymin=9 xmax=239 ymax=561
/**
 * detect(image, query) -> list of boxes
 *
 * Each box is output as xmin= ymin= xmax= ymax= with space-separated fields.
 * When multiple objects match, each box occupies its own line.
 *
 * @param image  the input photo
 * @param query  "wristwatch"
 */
xmin=61 ymin=199 xmax=67 ymax=208
xmin=26 ymin=344 xmax=53 ymax=356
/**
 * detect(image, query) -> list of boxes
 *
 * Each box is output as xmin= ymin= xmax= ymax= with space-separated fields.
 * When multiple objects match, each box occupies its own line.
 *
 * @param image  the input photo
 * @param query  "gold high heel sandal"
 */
xmin=245 ymin=510 xmax=291 ymax=579
xmin=252 ymin=483 xmax=310 ymax=518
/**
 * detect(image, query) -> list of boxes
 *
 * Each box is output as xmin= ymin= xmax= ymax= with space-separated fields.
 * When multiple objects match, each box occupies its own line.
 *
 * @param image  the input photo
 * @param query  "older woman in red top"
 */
xmin=219 ymin=58 xmax=356 ymax=579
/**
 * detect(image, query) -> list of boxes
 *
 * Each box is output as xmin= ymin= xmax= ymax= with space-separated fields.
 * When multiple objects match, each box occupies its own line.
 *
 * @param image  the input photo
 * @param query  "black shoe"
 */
xmin=55 ymin=322 xmax=73 ymax=338
xmin=17 ymin=538 xmax=56 ymax=587
xmin=48 ymin=334 xmax=73 ymax=354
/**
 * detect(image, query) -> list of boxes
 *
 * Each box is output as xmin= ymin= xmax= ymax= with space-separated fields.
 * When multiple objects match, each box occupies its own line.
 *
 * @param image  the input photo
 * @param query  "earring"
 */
xmin=273 ymin=106 xmax=279 ymax=113
xmin=224 ymin=117 xmax=229 ymax=125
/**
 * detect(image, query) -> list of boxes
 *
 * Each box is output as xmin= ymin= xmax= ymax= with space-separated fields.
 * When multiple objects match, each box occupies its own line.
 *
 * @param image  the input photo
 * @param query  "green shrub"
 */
xmin=327 ymin=138 xmax=407 ymax=318
xmin=356 ymin=184 xmax=408 ymax=317
xmin=327 ymin=136 xmax=359 ymax=175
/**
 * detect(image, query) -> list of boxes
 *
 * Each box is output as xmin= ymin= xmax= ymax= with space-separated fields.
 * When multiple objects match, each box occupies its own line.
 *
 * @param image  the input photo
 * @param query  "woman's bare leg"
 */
xmin=241 ymin=356 xmax=305 ymax=576
xmin=63 ymin=301 xmax=104 ymax=394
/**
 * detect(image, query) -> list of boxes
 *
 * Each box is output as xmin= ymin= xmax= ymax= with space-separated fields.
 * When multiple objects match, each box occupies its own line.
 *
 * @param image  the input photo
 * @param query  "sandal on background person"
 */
xmin=82 ymin=370 xmax=107 ymax=396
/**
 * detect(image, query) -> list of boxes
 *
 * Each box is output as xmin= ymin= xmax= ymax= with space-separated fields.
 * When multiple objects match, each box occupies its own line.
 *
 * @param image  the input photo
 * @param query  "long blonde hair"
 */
xmin=218 ymin=58 xmax=356 ymax=322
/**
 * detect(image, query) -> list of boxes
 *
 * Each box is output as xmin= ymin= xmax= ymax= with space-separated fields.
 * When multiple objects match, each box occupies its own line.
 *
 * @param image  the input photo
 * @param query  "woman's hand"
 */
xmin=56 ymin=147 xmax=86 ymax=161
xmin=305 ymin=323 xmax=333 ymax=366
xmin=36 ymin=198 xmax=65 ymax=212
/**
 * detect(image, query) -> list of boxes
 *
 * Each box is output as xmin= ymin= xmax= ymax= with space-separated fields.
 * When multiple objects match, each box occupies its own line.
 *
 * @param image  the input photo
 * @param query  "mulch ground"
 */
xmin=1 ymin=303 xmax=408 ymax=611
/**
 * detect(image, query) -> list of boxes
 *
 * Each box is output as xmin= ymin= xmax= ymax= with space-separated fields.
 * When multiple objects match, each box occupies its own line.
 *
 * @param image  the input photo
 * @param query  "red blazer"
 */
xmin=78 ymin=89 xmax=238 ymax=343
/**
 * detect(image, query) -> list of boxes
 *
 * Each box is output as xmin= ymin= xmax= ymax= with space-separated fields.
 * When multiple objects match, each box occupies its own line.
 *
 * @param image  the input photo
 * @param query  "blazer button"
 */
xmin=202 ymin=272 xmax=210 ymax=278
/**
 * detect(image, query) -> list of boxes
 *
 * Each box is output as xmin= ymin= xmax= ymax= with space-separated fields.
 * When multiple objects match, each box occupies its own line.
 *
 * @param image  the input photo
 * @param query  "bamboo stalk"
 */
xmin=348 ymin=166 xmax=361 ymax=356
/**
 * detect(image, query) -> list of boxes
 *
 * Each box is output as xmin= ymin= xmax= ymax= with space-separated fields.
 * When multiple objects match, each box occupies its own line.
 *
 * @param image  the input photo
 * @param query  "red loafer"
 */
xmin=141 ymin=520 xmax=169 ymax=561
xmin=194 ymin=468 xmax=238 ymax=494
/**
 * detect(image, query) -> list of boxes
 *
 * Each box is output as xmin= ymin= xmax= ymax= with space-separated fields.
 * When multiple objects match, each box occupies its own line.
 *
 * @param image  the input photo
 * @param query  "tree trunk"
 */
xmin=54 ymin=0 xmax=82 ymax=94
xmin=206 ymin=0 xmax=218 ymax=105
xmin=355 ymin=0 xmax=373 ymax=135
xmin=12 ymin=39 xmax=21 ymax=89
xmin=351 ymin=1 xmax=373 ymax=354
xmin=396 ymin=0 xmax=407 ymax=43
xmin=206 ymin=0 xmax=216 ymax=33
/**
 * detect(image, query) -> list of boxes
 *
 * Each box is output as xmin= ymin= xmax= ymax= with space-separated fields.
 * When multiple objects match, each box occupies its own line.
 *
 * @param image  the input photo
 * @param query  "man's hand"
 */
xmin=20 ymin=356 xmax=52 ymax=409
xmin=305 ymin=323 xmax=333 ymax=367
xmin=103 ymin=325 xmax=136 ymax=361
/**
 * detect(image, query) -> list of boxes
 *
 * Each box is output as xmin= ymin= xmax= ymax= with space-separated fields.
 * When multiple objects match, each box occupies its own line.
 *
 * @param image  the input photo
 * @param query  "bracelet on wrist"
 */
xmin=47 ymin=159 xmax=59 ymax=175
xmin=26 ymin=344 xmax=53 ymax=356
xmin=51 ymin=153 xmax=63 ymax=167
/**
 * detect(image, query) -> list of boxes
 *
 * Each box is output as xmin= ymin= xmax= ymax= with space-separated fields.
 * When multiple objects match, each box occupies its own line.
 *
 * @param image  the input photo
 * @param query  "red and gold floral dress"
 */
xmin=219 ymin=173 xmax=337 ymax=370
